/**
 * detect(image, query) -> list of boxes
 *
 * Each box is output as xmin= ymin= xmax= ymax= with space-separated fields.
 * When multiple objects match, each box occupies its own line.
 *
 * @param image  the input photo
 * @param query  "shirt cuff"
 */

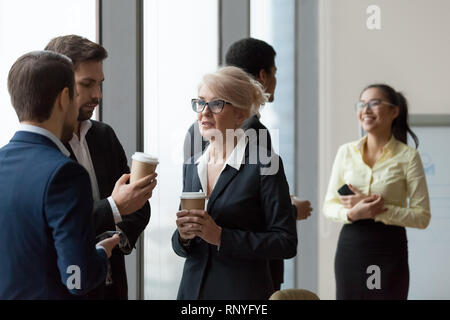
xmin=339 ymin=208 xmax=352 ymax=224
xmin=107 ymin=196 xmax=122 ymax=224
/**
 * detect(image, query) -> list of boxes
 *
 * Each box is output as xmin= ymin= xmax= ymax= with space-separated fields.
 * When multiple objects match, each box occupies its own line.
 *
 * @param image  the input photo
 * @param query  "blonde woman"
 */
xmin=323 ymin=84 xmax=431 ymax=300
xmin=172 ymin=66 xmax=297 ymax=300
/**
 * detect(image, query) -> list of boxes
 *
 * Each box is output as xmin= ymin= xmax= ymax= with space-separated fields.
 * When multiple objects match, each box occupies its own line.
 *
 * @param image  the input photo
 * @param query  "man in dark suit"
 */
xmin=0 ymin=51 xmax=119 ymax=299
xmin=184 ymin=38 xmax=312 ymax=291
xmin=45 ymin=35 xmax=157 ymax=300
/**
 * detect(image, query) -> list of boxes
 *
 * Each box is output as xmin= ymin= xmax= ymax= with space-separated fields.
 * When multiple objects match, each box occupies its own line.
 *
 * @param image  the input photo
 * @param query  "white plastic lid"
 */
xmin=180 ymin=192 xmax=206 ymax=200
xmin=132 ymin=152 xmax=159 ymax=164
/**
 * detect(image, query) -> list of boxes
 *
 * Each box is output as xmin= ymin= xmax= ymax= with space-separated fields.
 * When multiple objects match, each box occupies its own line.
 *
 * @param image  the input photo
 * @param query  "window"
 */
xmin=143 ymin=0 xmax=219 ymax=299
xmin=251 ymin=0 xmax=296 ymax=289
xmin=0 ymin=0 xmax=96 ymax=147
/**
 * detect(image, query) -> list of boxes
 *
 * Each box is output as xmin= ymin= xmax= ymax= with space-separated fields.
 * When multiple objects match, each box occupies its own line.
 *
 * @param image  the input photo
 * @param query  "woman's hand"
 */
xmin=176 ymin=210 xmax=202 ymax=243
xmin=339 ymin=184 xmax=369 ymax=209
xmin=176 ymin=210 xmax=222 ymax=246
xmin=347 ymin=195 xmax=388 ymax=222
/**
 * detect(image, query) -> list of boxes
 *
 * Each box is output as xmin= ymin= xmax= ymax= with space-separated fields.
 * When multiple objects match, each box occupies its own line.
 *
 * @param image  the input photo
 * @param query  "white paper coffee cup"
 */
xmin=130 ymin=152 xmax=159 ymax=183
xmin=180 ymin=192 xmax=206 ymax=210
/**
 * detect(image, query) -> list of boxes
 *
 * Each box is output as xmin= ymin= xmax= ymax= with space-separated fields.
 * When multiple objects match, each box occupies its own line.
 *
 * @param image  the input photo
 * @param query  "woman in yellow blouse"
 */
xmin=323 ymin=84 xmax=430 ymax=300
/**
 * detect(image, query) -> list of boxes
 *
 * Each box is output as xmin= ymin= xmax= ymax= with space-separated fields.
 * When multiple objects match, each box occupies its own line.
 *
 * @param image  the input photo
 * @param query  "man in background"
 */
xmin=45 ymin=35 xmax=157 ymax=300
xmin=0 ymin=51 xmax=119 ymax=299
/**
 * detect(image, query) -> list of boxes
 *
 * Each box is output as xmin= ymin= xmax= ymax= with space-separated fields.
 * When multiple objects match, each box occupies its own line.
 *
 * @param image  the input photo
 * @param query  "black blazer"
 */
xmin=184 ymin=115 xmax=289 ymax=289
xmin=172 ymin=143 xmax=298 ymax=300
xmin=66 ymin=120 xmax=151 ymax=300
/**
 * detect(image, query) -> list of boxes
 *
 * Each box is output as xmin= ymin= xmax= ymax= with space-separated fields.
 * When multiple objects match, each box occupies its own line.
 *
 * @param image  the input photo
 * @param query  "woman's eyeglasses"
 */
xmin=191 ymin=99 xmax=231 ymax=114
xmin=355 ymin=99 xmax=396 ymax=111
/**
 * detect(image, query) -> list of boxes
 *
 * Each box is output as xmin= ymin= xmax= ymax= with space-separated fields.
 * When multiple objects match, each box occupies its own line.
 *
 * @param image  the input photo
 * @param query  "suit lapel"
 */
xmin=64 ymin=142 xmax=77 ymax=162
xmin=206 ymin=165 xmax=239 ymax=214
xmin=189 ymin=164 xmax=203 ymax=193
xmin=85 ymin=124 xmax=109 ymax=198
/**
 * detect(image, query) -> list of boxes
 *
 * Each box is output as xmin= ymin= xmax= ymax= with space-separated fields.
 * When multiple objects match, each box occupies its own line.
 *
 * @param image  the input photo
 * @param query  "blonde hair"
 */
xmin=199 ymin=66 xmax=269 ymax=116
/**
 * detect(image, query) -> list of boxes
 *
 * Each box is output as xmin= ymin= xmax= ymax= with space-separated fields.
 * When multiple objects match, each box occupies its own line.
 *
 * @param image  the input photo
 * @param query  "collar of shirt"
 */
xmin=70 ymin=120 xmax=93 ymax=144
xmin=68 ymin=119 xmax=101 ymax=202
xmin=355 ymin=134 xmax=398 ymax=157
xmin=195 ymin=133 xmax=248 ymax=194
xmin=18 ymin=124 xmax=70 ymax=157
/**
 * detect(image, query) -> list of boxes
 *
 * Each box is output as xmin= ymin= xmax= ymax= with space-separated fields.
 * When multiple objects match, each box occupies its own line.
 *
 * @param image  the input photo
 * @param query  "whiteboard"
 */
xmin=407 ymin=126 xmax=450 ymax=299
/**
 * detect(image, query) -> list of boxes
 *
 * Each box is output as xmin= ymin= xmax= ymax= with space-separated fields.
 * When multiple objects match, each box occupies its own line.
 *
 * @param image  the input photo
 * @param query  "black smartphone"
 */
xmin=338 ymin=184 xmax=355 ymax=196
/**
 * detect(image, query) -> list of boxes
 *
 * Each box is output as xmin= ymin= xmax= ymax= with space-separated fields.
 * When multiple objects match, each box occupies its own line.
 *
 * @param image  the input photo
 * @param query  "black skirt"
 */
xmin=335 ymin=219 xmax=409 ymax=300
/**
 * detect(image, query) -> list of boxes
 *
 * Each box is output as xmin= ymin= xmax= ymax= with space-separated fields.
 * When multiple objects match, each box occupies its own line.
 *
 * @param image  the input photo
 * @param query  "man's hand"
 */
xmin=111 ymin=173 xmax=157 ymax=216
xmin=291 ymin=196 xmax=312 ymax=220
xmin=339 ymin=184 xmax=369 ymax=209
xmin=97 ymin=234 xmax=120 ymax=259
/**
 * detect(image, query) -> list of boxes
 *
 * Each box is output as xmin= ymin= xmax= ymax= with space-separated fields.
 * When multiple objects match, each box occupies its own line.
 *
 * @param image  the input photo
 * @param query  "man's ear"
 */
xmin=258 ymin=69 xmax=268 ymax=87
xmin=59 ymin=87 xmax=71 ymax=112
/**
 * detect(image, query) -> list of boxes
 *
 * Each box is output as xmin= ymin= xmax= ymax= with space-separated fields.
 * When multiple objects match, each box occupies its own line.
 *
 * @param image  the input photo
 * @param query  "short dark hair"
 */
xmin=45 ymin=35 xmax=108 ymax=68
xmin=7 ymin=51 xmax=75 ymax=122
xmin=225 ymin=38 xmax=276 ymax=78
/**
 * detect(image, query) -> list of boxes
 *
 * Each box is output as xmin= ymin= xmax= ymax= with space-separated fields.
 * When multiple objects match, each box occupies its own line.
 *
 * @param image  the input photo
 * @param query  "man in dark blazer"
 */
xmin=184 ymin=38 xmax=312 ymax=292
xmin=0 ymin=51 xmax=119 ymax=299
xmin=45 ymin=35 xmax=156 ymax=300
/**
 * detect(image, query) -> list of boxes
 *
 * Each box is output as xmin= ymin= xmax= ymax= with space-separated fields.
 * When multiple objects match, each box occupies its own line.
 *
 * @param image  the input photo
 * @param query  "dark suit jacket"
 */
xmin=0 ymin=131 xmax=107 ymax=299
xmin=172 ymin=144 xmax=298 ymax=300
xmin=66 ymin=120 xmax=151 ymax=300
xmin=184 ymin=115 xmax=290 ymax=289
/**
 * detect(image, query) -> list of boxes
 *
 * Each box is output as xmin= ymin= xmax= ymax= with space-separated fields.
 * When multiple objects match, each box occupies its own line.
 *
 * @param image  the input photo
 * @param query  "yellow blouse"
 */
xmin=323 ymin=135 xmax=431 ymax=229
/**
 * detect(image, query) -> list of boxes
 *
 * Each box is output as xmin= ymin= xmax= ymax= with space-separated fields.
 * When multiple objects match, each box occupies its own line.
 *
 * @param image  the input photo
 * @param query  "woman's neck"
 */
xmin=209 ymin=137 xmax=237 ymax=164
xmin=366 ymin=131 xmax=392 ymax=154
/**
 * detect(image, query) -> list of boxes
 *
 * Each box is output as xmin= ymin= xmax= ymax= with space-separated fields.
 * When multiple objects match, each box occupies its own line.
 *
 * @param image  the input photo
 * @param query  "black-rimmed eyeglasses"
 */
xmin=355 ymin=99 xmax=396 ymax=111
xmin=191 ymin=98 xmax=231 ymax=114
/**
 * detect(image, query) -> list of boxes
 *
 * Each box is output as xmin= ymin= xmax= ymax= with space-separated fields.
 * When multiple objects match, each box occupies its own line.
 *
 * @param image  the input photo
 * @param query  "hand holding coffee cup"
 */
xmin=176 ymin=210 xmax=201 ymax=242
xmin=176 ymin=209 xmax=222 ymax=246
xmin=112 ymin=172 xmax=158 ymax=216
xmin=177 ymin=192 xmax=207 ymax=242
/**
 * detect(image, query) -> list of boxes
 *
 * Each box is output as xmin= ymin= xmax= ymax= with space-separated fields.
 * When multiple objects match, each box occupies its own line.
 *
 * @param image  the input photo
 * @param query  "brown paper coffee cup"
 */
xmin=130 ymin=152 xmax=159 ymax=184
xmin=180 ymin=192 xmax=206 ymax=210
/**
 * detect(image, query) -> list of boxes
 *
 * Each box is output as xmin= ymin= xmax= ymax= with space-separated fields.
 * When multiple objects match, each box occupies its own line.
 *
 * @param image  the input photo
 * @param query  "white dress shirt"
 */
xmin=195 ymin=133 xmax=248 ymax=207
xmin=69 ymin=120 xmax=122 ymax=224
xmin=69 ymin=121 xmax=131 ymax=284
